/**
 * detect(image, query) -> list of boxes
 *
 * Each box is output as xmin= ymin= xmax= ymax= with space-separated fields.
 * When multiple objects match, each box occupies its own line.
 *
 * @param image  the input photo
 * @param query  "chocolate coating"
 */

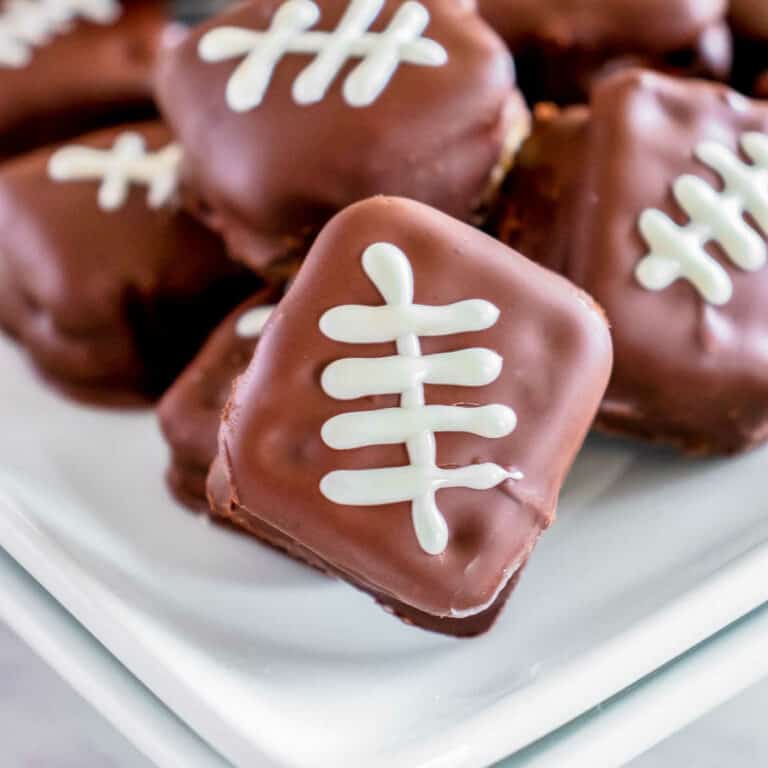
xmin=494 ymin=69 xmax=768 ymax=453
xmin=159 ymin=287 xmax=283 ymax=509
xmin=478 ymin=0 xmax=731 ymax=104
xmin=207 ymin=459 xmax=526 ymax=636
xmin=730 ymin=0 xmax=768 ymax=40
xmin=155 ymin=0 xmax=528 ymax=271
xmin=0 ymin=0 xmax=171 ymax=159
xmin=208 ymin=196 xmax=612 ymax=634
xmin=0 ymin=121 xmax=258 ymax=404
xmin=729 ymin=0 xmax=768 ymax=96
xmin=757 ymin=71 xmax=768 ymax=98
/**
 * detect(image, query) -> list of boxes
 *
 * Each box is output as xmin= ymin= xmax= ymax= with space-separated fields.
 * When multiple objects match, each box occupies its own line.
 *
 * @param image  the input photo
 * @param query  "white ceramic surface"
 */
xmin=2 ymin=538 xmax=767 ymax=768
xmin=3 ymin=547 xmax=768 ymax=768
xmin=502 ymin=603 xmax=768 ymax=767
xmin=0 ymin=548 xmax=228 ymax=768
xmin=0 ymin=334 xmax=767 ymax=768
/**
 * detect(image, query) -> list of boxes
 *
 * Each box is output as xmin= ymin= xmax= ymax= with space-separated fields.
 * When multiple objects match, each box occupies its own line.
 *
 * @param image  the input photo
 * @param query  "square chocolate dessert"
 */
xmin=159 ymin=286 xmax=285 ymax=509
xmin=0 ymin=0 xmax=171 ymax=158
xmin=155 ymin=0 xmax=530 ymax=272
xmin=208 ymin=196 xmax=612 ymax=636
xmin=478 ymin=0 xmax=732 ymax=104
xmin=494 ymin=69 xmax=768 ymax=453
xmin=0 ymin=121 xmax=257 ymax=404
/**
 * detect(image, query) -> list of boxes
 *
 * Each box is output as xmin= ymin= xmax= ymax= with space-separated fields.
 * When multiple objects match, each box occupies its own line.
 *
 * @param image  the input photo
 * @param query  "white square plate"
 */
xmin=1 ymin=334 xmax=767 ymax=768
xmin=2 ymin=544 xmax=767 ymax=768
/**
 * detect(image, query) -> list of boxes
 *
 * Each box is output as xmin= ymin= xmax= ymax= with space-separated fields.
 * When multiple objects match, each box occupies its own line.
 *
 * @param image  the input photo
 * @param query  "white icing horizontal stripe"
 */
xmin=320 ymin=463 xmax=512 ymax=507
xmin=319 ymin=300 xmax=499 ymax=343
xmin=318 ymin=241 xmax=517 ymax=556
xmin=198 ymin=0 xmax=447 ymax=112
xmin=321 ymin=348 xmax=503 ymax=400
xmin=235 ymin=305 xmax=275 ymax=338
xmin=48 ymin=133 xmax=182 ymax=211
xmin=636 ymin=132 xmax=768 ymax=305
xmin=322 ymin=404 xmax=517 ymax=449
xmin=0 ymin=0 xmax=120 ymax=68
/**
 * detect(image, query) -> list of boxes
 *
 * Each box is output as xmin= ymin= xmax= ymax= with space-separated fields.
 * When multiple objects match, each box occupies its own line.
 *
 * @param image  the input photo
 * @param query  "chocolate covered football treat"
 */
xmin=494 ymin=68 xmax=768 ymax=453
xmin=0 ymin=121 xmax=256 ymax=404
xmin=155 ymin=0 xmax=529 ymax=272
xmin=208 ymin=196 xmax=612 ymax=636
xmin=477 ymin=0 xmax=731 ymax=104
xmin=159 ymin=287 xmax=283 ymax=509
xmin=0 ymin=0 xmax=172 ymax=159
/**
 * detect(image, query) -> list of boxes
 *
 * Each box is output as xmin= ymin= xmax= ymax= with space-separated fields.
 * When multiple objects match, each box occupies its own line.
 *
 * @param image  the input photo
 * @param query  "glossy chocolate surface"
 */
xmin=155 ymin=0 xmax=527 ymax=271
xmin=0 ymin=0 xmax=171 ymax=158
xmin=478 ymin=0 xmax=731 ymax=103
xmin=159 ymin=287 xmax=282 ymax=508
xmin=730 ymin=0 xmax=768 ymax=40
xmin=207 ymin=457 xmax=526 ymax=636
xmin=495 ymin=69 xmax=768 ymax=453
xmin=0 ymin=121 xmax=256 ymax=404
xmin=208 ymin=196 xmax=611 ymax=630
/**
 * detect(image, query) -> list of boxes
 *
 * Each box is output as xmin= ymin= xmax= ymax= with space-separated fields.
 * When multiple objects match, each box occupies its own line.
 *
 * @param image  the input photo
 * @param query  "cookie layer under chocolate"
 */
xmin=0 ymin=121 xmax=257 ymax=404
xmin=494 ymin=69 xmax=768 ymax=453
xmin=155 ymin=0 xmax=528 ymax=272
xmin=478 ymin=0 xmax=731 ymax=104
xmin=0 ymin=0 xmax=171 ymax=159
xmin=159 ymin=287 xmax=283 ymax=509
xmin=208 ymin=196 xmax=612 ymax=635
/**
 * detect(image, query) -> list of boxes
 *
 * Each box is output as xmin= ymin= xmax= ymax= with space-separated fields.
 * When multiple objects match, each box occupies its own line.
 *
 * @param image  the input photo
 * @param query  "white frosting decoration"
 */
xmin=636 ymin=132 xmax=768 ymax=306
xmin=0 ymin=0 xmax=121 ymax=68
xmin=48 ymin=133 xmax=183 ymax=212
xmin=318 ymin=242 xmax=517 ymax=556
xmin=198 ymin=0 xmax=447 ymax=112
xmin=235 ymin=305 xmax=275 ymax=338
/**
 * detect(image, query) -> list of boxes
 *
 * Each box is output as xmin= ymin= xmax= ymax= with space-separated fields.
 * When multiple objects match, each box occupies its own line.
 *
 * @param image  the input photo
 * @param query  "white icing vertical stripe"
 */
xmin=318 ymin=242 xmax=517 ymax=556
xmin=0 ymin=0 xmax=121 ymax=68
xmin=636 ymin=132 xmax=768 ymax=305
xmin=198 ymin=0 xmax=447 ymax=112
xmin=48 ymin=133 xmax=183 ymax=212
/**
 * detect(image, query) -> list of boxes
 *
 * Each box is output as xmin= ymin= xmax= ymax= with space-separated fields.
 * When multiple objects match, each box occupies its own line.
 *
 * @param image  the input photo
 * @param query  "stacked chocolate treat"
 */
xmin=0 ymin=0 xmax=766 ymax=636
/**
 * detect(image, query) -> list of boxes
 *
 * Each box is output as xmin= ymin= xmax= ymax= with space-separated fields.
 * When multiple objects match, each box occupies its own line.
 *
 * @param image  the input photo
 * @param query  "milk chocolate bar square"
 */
xmin=495 ymin=69 xmax=768 ymax=453
xmin=159 ymin=287 xmax=283 ymax=509
xmin=0 ymin=121 xmax=256 ymax=403
xmin=208 ymin=196 xmax=611 ymax=636
xmin=0 ymin=0 xmax=171 ymax=158
xmin=155 ymin=0 xmax=529 ymax=272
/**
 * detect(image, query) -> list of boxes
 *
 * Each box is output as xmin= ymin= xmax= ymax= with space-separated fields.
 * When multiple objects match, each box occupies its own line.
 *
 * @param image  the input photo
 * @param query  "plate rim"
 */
xmin=1 ymin=483 xmax=767 ymax=768
xmin=0 ymin=546 xmax=231 ymax=768
xmin=2 ymin=531 xmax=767 ymax=768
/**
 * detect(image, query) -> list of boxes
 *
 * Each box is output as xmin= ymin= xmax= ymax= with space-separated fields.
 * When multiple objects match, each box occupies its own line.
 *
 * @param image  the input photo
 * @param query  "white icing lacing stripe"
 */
xmin=236 ymin=305 xmax=276 ymax=338
xmin=198 ymin=0 xmax=447 ymax=112
xmin=636 ymin=132 xmax=768 ymax=306
xmin=48 ymin=132 xmax=183 ymax=212
xmin=319 ymin=242 xmax=518 ymax=556
xmin=0 ymin=0 xmax=121 ymax=68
